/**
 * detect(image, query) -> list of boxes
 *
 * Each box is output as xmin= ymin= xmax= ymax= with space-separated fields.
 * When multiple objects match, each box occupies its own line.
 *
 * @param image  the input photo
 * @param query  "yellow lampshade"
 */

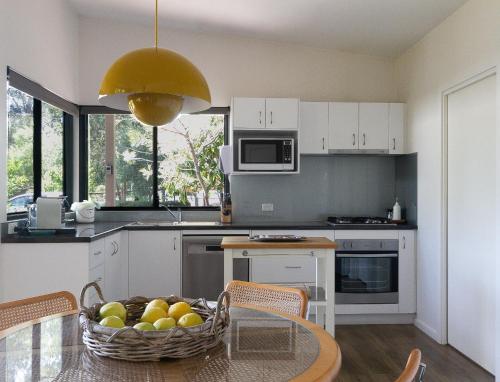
xmin=98 ymin=47 xmax=211 ymax=125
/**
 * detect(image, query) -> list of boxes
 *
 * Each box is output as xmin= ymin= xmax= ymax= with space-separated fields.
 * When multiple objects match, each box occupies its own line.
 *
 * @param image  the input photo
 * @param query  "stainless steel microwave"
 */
xmin=238 ymin=138 xmax=294 ymax=171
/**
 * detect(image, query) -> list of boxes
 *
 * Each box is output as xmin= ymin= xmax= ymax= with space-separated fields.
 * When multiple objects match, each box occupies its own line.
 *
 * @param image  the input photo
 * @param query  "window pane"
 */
xmin=7 ymin=86 xmax=34 ymax=213
xmin=158 ymin=114 xmax=224 ymax=207
xmin=41 ymin=102 xmax=64 ymax=196
xmin=88 ymin=114 xmax=153 ymax=206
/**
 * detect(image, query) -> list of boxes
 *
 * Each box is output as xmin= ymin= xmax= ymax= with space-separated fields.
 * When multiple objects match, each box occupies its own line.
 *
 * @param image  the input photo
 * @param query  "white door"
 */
xmin=359 ymin=103 xmax=389 ymax=151
xmin=300 ymin=102 xmax=329 ymax=154
xmin=232 ymin=97 xmax=265 ymax=129
xmin=389 ymin=103 xmax=405 ymax=154
xmin=447 ymin=74 xmax=496 ymax=373
xmin=329 ymin=102 xmax=358 ymax=150
xmin=265 ymin=98 xmax=299 ymax=130
xmin=129 ymin=231 xmax=181 ymax=297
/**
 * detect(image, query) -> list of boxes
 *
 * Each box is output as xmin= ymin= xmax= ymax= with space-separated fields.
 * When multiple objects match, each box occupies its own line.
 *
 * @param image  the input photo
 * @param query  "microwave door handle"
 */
xmin=336 ymin=253 xmax=398 ymax=258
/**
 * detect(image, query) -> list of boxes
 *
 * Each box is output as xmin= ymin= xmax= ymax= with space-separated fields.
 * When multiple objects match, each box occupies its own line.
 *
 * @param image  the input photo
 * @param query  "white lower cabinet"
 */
xmin=104 ymin=232 xmax=129 ymax=301
xmin=128 ymin=231 xmax=181 ymax=297
xmin=398 ymin=230 xmax=416 ymax=313
xmin=249 ymin=230 xmax=334 ymax=285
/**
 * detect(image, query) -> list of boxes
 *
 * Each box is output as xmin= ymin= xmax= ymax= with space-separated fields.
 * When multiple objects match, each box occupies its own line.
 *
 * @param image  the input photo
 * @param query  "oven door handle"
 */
xmin=336 ymin=253 xmax=398 ymax=258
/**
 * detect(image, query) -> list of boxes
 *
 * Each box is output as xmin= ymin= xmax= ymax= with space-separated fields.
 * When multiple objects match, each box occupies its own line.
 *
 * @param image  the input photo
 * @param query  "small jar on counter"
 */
xmin=220 ymin=193 xmax=232 ymax=223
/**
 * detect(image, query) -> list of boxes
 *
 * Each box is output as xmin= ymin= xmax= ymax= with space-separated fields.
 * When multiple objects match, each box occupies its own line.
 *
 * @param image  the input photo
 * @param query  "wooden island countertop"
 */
xmin=221 ymin=236 xmax=336 ymax=249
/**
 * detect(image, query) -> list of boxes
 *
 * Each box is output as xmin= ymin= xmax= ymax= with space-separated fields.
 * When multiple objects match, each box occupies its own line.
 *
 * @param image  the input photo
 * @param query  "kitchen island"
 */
xmin=221 ymin=236 xmax=337 ymax=335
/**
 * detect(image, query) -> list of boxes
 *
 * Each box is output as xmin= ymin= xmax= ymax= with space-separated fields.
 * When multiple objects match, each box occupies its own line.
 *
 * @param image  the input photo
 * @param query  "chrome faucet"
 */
xmin=160 ymin=204 xmax=182 ymax=223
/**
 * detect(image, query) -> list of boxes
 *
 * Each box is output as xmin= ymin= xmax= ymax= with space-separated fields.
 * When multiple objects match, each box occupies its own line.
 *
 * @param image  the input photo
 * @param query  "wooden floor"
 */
xmin=335 ymin=325 xmax=494 ymax=382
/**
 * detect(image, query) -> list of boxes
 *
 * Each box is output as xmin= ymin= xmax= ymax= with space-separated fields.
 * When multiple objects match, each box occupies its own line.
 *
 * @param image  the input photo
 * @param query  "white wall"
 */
xmin=0 ymin=0 xmax=80 ymax=222
xmin=78 ymin=17 xmax=397 ymax=106
xmin=395 ymin=0 xmax=500 ymax=343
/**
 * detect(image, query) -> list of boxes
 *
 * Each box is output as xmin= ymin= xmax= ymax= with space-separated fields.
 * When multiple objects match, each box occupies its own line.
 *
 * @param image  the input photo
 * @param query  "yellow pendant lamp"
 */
xmin=98 ymin=0 xmax=211 ymax=126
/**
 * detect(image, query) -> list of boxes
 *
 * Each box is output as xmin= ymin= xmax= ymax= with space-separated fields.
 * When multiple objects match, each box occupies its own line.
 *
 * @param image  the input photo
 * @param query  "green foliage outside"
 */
xmin=88 ymin=114 xmax=223 ymax=207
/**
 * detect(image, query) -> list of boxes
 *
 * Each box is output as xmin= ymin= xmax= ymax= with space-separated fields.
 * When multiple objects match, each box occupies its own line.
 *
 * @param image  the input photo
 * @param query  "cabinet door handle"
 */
xmin=403 ymin=236 xmax=406 ymax=249
xmin=393 ymin=138 xmax=396 ymax=150
xmin=242 ymin=250 xmax=248 ymax=256
xmin=270 ymin=111 xmax=273 ymax=124
xmin=352 ymin=133 xmax=356 ymax=146
xmin=111 ymin=242 xmax=117 ymax=256
xmin=322 ymin=137 xmax=325 ymax=150
xmin=363 ymin=133 xmax=366 ymax=146
xmin=259 ymin=111 xmax=262 ymax=125
xmin=95 ymin=277 xmax=102 ymax=283
xmin=93 ymin=250 xmax=102 ymax=256
xmin=173 ymin=237 xmax=177 ymax=251
xmin=285 ymin=266 xmax=302 ymax=269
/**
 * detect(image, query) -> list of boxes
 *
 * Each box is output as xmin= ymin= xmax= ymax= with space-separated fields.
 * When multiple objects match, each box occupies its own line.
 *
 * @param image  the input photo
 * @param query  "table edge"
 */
xmin=233 ymin=303 xmax=341 ymax=382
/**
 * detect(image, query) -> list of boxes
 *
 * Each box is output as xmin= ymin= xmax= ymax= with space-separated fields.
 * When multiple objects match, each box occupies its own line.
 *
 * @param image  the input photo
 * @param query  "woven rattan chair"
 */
xmin=0 ymin=291 xmax=77 ymax=332
xmin=225 ymin=280 xmax=308 ymax=318
xmin=395 ymin=349 xmax=426 ymax=382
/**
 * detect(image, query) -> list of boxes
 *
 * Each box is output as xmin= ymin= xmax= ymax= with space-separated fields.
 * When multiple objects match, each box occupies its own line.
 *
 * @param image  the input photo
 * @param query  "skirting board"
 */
xmin=335 ymin=313 xmax=416 ymax=325
xmin=414 ymin=318 xmax=442 ymax=343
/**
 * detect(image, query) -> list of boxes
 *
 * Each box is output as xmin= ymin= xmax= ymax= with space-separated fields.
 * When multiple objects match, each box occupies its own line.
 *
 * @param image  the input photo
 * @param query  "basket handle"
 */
xmin=80 ymin=281 xmax=106 ymax=309
xmin=211 ymin=291 xmax=230 ymax=334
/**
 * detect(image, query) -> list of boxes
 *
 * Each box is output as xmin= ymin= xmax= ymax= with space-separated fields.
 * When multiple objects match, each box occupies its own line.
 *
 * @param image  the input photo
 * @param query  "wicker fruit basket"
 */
xmin=79 ymin=282 xmax=230 ymax=362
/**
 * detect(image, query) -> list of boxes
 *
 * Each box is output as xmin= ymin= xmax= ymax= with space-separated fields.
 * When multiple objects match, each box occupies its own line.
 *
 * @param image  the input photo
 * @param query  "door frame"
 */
xmin=440 ymin=66 xmax=496 ymax=344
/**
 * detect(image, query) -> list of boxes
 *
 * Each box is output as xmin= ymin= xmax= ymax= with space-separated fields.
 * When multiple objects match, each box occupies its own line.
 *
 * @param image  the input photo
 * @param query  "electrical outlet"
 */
xmin=261 ymin=203 xmax=274 ymax=212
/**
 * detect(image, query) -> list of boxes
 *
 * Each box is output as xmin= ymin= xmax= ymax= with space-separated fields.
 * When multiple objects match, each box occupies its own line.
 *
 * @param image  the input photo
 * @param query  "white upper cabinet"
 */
xmin=358 ymin=103 xmax=389 ymax=151
xmin=232 ymin=97 xmax=298 ymax=130
xmin=232 ymin=97 xmax=266 ymax=129
xmin=329 ymin=102 xmax=359 ymax=151
xmin=300 ymin=102 xmax=329 ymax=154
xmin=265 ymin=98 xmax=299 ymax=130
xmin=389 ymin=103 xmax=405 ymax=154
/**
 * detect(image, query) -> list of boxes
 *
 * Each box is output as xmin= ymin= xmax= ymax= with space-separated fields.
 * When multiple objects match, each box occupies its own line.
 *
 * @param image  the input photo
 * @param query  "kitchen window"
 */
xmin=80 ymin=107 xmax=229 ymax=209
xmin=6 ymin=68 xmax=76 ymax=216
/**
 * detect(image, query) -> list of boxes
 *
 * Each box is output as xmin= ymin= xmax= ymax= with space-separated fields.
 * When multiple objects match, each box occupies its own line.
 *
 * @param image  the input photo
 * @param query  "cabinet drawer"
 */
xmin=89 ymin=239 xmax=105 ymax=269
xmin=251 ymin=256 xmax=316 ymax=284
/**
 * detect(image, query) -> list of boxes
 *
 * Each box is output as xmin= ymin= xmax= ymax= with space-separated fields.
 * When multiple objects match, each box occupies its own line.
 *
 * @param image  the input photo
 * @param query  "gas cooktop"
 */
xmin=327 ymin=216 xmax=397 ymax=225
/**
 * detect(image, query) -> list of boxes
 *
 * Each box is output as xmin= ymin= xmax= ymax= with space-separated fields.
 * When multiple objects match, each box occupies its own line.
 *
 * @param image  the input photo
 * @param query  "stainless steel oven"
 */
xmin=238 ymin=138 xmax=294 ymax=171
xmin=335 ymin=239 xmax=398 ymax=304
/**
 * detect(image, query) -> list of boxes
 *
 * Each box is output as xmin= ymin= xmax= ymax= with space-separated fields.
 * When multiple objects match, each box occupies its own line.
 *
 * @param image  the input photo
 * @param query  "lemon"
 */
xmin=99 ymin=315 xmax=125 ymax=329
xmin=140 ymin=306 xmax=167 ymax=324
xmin=153 ymin=317 xmax=176 ymax=330
xmin=177 ymin=312 xmax=203 ymax=328
xmin=133 ymin=322 xmax=156 ymax=331
xmin=99 ymin=302 xmax=127 ymax=322
xmin=146 ymin=298 xmax=169 ymax=313
xmin=168 ymin=302 xmax=192 ymax=321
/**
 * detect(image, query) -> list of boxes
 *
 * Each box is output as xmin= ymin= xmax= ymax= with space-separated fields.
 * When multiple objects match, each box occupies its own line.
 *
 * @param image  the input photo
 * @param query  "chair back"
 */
xmin=0 ymin=291 xmax=77 ymax=331
xmin=395 ymin=349 xmax=426 ymax=382
xmin=225 ymin=280 xmax=308 ymax=318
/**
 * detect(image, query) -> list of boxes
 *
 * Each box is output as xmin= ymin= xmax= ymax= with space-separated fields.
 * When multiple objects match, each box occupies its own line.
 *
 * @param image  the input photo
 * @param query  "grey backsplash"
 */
xmin=230 ymin=154 xmax=417 ymax=224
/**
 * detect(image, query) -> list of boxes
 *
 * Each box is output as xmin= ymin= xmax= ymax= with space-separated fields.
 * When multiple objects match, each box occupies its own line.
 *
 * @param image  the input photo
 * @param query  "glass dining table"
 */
xmin=0 ymin=305 xmax=341 ymax=382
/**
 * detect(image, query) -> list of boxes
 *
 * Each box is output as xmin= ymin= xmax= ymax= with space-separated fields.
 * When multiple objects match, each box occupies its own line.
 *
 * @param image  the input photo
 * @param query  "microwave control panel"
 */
xmin=283 ymin=141 xmax=293 ymax=164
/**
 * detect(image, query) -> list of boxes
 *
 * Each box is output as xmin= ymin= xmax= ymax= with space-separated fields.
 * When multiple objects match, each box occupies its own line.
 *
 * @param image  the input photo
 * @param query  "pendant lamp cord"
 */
xmin=155 ymin=0 xmax=158 ymax=50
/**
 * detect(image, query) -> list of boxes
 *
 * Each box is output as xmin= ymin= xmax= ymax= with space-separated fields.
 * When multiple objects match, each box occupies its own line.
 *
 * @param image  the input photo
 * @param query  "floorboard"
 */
xmin=334 ymin=325 xmax=494 ymax=382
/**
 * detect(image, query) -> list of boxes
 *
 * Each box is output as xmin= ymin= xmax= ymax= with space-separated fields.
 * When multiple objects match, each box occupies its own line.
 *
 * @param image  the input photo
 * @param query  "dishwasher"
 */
xmin=182 ymin=236 xmax=249 ymax=301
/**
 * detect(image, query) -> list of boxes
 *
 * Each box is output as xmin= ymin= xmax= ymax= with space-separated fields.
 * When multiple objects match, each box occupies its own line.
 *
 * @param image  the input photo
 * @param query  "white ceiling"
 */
xmin=69 ymin=0 xmax=467 ymax=57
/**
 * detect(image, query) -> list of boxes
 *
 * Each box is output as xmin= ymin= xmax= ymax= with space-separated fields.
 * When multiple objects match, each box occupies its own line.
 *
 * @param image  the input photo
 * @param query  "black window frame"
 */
xmin=6 ymin=67 xmax=76 ymax=219
xmin=79 ymin=106 xmax=230 ymax=211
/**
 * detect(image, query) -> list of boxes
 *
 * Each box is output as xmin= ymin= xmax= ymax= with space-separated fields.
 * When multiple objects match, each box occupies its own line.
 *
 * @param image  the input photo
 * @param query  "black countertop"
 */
xmin=1 ymin=220 xmax=417 ymax=243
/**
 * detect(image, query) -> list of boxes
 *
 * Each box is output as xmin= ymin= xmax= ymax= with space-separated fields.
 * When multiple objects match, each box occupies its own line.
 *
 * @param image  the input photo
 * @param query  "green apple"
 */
xmin=133 ymin=322 xmax=156 ymax=331
xmin=99 ymin=302 xmax=127 ymax=322
xmin=140 ymin=306 xmax=167 ymax=324
xmin=99 ymin=315 xmax=125 ymax=329
xmin=153 ymin=317 xmax=176 ymax=330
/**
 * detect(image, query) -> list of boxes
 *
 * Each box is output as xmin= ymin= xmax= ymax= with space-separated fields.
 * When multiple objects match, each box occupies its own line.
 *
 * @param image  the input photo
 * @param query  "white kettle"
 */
xmin=71 ymin=200 xmax=98 ymax=223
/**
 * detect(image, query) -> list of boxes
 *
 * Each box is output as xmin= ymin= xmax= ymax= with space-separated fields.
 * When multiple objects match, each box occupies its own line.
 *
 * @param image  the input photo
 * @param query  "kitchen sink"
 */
xmin=130 ymin=221 xmax=222 ymax=227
